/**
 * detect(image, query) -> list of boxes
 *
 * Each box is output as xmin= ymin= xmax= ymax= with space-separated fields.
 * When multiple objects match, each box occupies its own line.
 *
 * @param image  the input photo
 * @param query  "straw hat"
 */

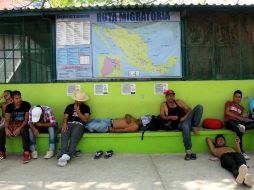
xmin=72 ymin=90 xmax=89 ymax=102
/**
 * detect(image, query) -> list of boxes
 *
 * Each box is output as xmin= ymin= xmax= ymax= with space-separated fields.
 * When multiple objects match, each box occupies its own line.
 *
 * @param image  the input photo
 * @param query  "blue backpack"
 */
xmin=250 ymin=98 xmax=254 ymax=113
xmin=249 ymin=98 xmax=254 ymax=119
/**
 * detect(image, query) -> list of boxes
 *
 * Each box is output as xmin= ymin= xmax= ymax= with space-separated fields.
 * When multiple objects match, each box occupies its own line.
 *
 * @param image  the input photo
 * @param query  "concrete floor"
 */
xmin=0 ymin=152 xmax=254 ymax=190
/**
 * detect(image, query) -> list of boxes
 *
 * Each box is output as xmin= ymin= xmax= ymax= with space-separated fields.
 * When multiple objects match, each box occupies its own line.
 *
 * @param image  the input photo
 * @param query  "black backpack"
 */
xmin=141 ymin=115 xmax=160 ymax=140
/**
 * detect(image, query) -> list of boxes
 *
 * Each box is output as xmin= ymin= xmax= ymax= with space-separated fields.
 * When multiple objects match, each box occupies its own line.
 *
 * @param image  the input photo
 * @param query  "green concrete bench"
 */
xmin=5 ymin=129 xmax=254 ymax=153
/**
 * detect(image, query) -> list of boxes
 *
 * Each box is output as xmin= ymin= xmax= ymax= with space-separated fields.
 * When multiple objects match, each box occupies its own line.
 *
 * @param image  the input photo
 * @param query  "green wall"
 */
xmin=1 ymin=80 xmax=253 ymax=125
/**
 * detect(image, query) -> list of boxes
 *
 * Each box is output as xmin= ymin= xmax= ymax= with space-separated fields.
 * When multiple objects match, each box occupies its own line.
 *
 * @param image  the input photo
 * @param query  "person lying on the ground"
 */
xmin=206 ymin=134 xmax=253 ymax=187
xmin=86 ymin=114 xmax=143 ymax=133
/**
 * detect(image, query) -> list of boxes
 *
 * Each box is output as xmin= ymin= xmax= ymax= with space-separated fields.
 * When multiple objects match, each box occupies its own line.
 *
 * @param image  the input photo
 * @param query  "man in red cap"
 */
xmin=160 ymin=89 xmax=203 ymax=161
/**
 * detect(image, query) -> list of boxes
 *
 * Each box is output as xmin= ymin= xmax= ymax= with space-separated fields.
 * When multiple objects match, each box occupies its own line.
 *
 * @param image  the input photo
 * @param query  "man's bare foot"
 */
xmin=193 ymin=127 xmax=199 ymax=135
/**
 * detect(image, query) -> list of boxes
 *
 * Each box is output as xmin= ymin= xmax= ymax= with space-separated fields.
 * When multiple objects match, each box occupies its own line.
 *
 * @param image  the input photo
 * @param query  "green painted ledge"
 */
xmin=6 ymin=129 xmax=254 ymax=154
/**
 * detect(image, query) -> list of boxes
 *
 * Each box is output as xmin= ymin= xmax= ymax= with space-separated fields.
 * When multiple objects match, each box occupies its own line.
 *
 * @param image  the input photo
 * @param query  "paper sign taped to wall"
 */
xmin=67 ymin=84 xmax=81 ymax=96
xmin=122 ymin=83 xmax=136 ymax=95
xmin=154 ymin=83 xmax=168 ymax=95
xmin=94 ymin=84 xmax=108 ymax=95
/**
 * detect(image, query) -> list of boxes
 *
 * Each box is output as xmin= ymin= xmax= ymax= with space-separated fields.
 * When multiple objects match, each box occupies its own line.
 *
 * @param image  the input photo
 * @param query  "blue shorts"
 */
xmin=85 ymin=119 xmax=112 ymax=132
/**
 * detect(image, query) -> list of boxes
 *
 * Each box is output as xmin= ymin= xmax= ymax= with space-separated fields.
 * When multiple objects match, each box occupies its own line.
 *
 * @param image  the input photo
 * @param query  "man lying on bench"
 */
xmin=85 ymin=114 xmax=145 ymax=133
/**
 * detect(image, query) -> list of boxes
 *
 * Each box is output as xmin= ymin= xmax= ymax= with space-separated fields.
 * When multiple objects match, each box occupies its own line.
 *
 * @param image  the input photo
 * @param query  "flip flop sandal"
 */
xmin=104 ymin=150 xmax=113 ymax=159
xmin=94 ymin=151 xmax=103 ymax=159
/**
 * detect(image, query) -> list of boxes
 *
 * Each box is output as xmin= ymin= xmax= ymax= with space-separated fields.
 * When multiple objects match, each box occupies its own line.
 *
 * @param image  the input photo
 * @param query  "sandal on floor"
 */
xmin=94 ymin=151 xmax=103 ymax=159
xmin=104 ymin=150 xmax=113 ymax=159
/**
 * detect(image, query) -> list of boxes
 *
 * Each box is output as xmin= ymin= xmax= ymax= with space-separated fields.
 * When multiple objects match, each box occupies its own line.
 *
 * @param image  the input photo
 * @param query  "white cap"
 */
xmin=31 ymin=107 xmax=42 ymax=123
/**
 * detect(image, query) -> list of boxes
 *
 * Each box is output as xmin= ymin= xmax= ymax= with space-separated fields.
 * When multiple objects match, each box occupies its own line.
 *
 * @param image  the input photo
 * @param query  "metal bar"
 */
xmin=3 ymin=33 xmax=6 ymax=83
xmin=181 ymin=9 xmax=187 ymax=80
xmin=51 ymin=16 xmax=56 ymax=82
xmin=238 ymin=14 xmax=243 ymax=79
xmin=12 ymin=31 xmax=15 ymax=81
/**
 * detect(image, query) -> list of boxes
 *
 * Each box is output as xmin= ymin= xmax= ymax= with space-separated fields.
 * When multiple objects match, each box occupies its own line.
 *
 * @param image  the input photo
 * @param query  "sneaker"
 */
xmin=185 ymin=154 xmax=191 ymax=161
xmin=243 ymin=153 xmax=250 ymax=160
xmin=31 ymin=151 xmax=38 ymax=159
xmin=236 ymin=164 xmax=248 ymax=184
xmin=0 ymin=151 xmax=6 ymax=160
xmin=73 ymin=150 xmax=82 ymax=157
xmin=23 ymin=151 xmax=30 ymax=164
xmin=244 ymin=174 xmax=254 ymax=187
xmin=190 ymin=153 xmax=197 ymax=160
xmin=57 ymin=154 xmax=70 ymax=167
xmin=237 ymin=124 xmax=245 ymax=133
xmin=44 ymin=151 xmax=54 ymax=159
xmin=185 ymin=153 xmax=197 ymax=161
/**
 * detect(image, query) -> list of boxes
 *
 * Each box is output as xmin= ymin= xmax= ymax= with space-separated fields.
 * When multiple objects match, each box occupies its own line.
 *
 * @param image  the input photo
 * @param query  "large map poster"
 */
xmin=93 ymin=22 xmax=181 ymax=78
xmin=56 ymin=11 xmax=181 ymax=80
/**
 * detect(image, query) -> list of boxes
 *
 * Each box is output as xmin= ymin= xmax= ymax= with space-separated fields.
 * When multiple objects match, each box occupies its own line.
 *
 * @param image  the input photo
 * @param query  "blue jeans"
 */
xmin=29 ymin=127 xmax=56 ymax=152
xmin=178 ymin=105 xmax=203 ymax=153
xmin=58 ymin=122 xmax=84 ymax=157
xmin=86 ymin=119 xmax=111 ymax=132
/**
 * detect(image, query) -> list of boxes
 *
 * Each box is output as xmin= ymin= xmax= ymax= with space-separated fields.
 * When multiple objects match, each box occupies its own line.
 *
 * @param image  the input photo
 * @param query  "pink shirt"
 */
xmin=224 ymin=101 xmax=244 ymax=122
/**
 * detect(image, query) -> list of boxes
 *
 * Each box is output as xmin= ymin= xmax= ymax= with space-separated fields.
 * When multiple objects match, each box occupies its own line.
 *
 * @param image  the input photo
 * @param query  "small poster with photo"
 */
xmin=94 ymin=84 xmax=108 ymax=95
xmin=122 ymin=83 xmax=136 ymax=95
xmin=67 ymin=84 xmax=81 ymax=96
xmin=154 ymin=83 xmax=168 ymax=95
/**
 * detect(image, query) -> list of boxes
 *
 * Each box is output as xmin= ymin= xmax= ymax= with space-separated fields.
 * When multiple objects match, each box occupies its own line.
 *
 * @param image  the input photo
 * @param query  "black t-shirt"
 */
xmin=64 ymin=103 xmax=91 ymax=124
xmin=5 ymin=101 xmax=31 ymax=121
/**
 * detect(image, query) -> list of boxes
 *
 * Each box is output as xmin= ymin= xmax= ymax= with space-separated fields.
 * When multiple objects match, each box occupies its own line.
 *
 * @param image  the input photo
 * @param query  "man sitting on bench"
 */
xmin=206 ymin=134 xmax=253 ymax=187
xmin=160 ymin=89 xmax=203 ymax=161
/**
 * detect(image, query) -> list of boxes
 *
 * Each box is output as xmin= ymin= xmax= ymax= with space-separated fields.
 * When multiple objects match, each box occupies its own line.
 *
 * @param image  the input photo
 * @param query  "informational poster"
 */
xmin=94 ymin=84 xmax=108 ymax=95
xmin=56 ymin=15 xmax=92 ymax=80
xmin=154 ymin=83 xmax=168 ymax=95
xmin=121 ymin=83 xmax=136 ymax=95
xmin=56 ymin=11 xmax=181 ymax=80
xmin=66 ymin=84 xmax=81 ymax=96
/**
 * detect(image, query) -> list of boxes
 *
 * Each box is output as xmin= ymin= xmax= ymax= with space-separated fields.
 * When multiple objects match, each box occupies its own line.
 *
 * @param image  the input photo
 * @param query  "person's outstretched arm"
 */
xmin=235 ymin=136 xmax=242 ymax=153
xmin=206 ymin=137 xmax=217 ymax=156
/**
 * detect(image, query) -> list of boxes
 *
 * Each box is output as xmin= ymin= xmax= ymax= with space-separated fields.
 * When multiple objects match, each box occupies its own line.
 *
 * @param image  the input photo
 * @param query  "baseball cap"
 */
xmin=31 ymin=107 xmax=42 ymax=122
xmin=163 ymin=89 xmax=175 ymax=95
